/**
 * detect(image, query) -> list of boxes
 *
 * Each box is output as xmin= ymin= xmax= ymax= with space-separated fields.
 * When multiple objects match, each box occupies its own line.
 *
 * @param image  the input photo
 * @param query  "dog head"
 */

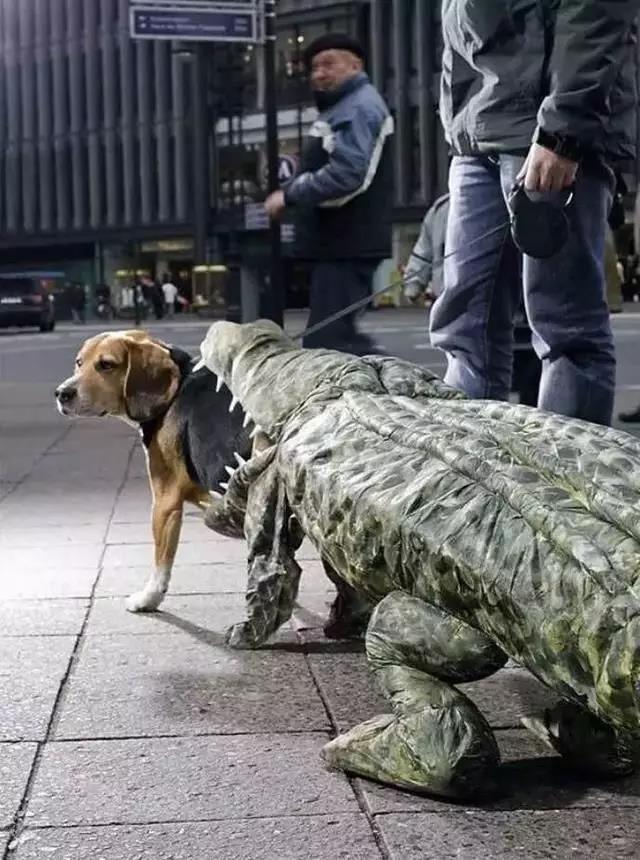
xmin=55 ymin=330 xmax=186 ymax=422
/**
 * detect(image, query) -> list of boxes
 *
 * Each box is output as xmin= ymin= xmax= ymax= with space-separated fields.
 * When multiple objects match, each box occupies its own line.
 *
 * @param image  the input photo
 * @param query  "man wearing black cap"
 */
xmin=265 ymin=33 xmax=393 ymax=354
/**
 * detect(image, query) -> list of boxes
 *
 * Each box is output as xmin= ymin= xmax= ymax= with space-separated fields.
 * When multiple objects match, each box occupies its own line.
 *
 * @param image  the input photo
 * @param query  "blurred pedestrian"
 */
xmin=431 ymin=1 xmax=640 ymax=426
xmin=70 ymin=282 xmax=86 ymax=324
xmin=162 ymin=275 xmax=178 ymax=318
xmin=149 ymin=279 xmax=164 ymax=320
xmin=404 ymin=194 xmax=449 ymax=305
xmin=132 ymin=278 xmax=144 ymax=327
xmin=265 ymin=33 xmax=394 ymax=355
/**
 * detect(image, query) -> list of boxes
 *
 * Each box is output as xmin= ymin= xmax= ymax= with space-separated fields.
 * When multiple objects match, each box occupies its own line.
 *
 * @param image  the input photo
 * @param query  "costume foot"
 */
xmin=322 ymin=707 xmax=499 ymax=799
xmin=225 ymin=621 xmax=262 ymax=650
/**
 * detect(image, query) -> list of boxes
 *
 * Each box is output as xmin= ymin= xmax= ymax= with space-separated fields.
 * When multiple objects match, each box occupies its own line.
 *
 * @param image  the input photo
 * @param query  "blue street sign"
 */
xmin=130 ymin=4 xmax=258 ymax=43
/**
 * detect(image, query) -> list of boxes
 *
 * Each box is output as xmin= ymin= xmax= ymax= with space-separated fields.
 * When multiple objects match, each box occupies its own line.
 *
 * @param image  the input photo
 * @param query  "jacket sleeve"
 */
xmin=404 ymin=209 xmax=434 ymax=298
xmin=284 ymin=106 xmax=390 ymax=208
xmin=536 ymin=0 xmax=640 ymax=147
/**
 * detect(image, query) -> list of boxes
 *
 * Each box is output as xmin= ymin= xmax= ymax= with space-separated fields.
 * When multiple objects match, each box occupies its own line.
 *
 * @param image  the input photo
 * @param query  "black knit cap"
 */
xmin=302 ymin=33 xmax=365 ymax=69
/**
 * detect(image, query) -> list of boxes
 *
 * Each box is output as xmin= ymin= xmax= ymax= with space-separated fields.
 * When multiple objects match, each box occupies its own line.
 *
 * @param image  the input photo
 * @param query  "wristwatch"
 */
xmin=532 ymin=126 xmax=583 ymax=162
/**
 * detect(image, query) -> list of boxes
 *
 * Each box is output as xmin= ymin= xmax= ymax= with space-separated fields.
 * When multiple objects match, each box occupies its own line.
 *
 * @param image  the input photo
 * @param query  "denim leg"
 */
xmin=430 ymin=156 xmax=520 ymax=400
xmin=503 ymin=156 xmax=615 ymax=425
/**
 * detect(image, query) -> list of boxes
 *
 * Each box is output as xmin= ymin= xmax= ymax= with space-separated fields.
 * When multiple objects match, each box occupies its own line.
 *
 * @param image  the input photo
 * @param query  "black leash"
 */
xmin=291 ymin=219 xmax=510 ymax=342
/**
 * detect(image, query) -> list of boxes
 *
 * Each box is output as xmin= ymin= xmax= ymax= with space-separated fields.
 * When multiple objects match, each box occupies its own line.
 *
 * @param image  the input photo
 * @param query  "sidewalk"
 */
xmin=2 ymin=401 xmax=640 ymax=858
xmin=55 ymin=301 xmax=640 ymax=333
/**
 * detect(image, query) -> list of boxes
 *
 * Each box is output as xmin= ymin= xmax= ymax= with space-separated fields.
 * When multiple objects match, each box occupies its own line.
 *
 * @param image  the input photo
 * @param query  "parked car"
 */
xmin=0 ymin=276 xmax=56 ymax=331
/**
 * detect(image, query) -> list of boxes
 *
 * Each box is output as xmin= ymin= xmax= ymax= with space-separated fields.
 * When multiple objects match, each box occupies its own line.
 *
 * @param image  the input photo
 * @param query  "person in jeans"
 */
xmin=406 ymin=193 xmax=541 ymax=406
xmin=265 ymin=33 xmax=393 ymax=355
xmin=431 ymin=1 xmax=639 ymax=426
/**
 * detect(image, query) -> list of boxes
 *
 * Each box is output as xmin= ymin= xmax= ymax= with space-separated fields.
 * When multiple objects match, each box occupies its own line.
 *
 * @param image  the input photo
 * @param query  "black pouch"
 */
xmin=507 ymin=182 xmax=573 ymax=259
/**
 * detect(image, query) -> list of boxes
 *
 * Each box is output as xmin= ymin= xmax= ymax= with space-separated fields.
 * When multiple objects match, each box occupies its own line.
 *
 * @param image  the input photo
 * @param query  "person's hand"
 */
xmin=517 ymin=143 xmax=577 ymax=193
xmin=264 ymin=190 xmax=286 ymax=219
xmin=404 ymin=277 xmax=425 ymax=304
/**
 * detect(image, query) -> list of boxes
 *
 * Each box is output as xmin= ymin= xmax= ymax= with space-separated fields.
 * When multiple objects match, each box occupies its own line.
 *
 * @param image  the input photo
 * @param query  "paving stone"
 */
xmin=55 ymin=626 xmax=322 ymax=738
xmin=28 ymin=454 xmax=130 ymax=483
xmin=12 ymin=814 xmax=381 ymax=859
xmin=377 ymin=809 xmax=640 ymax=860
xmin=308 ymin=653 xmax=384 ymax=733
xmin=361 ymin=729 xmax=640 ymax=814
xmin=0 ymin=743 xmax=37 ymax=828
xmin=0 ymin=511 xmax=111 ymax=528
xmin=0 ymin=599 xmax=88 ymax=636
xmin=1 ymin=544 xmax=103 ymax=570
xmin=0 ymin=569 xmax=98 ymax=600
xmin=95 ymin=563 xmax=247 ymax=598
xmin=0 ymin=524 xmax=106 ymax=546
xmin=297 ymin=558 xmax=334 ymax=589
xmin=0 ymin=638 xmax=76 ymax=740
xmin=102 ymin=539 xmax=250 ymax=567
xmin=27 ymin=735 xmax=359 ymax=826
xmin=85 ymin=594 xmax=266 ymax=636
xmin=106 ymin=519 xmax=231 ymax=544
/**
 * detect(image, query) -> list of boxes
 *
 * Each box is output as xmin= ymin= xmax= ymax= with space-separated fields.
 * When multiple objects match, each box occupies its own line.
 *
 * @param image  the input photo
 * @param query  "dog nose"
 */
xmin=56 ymin=384 xmax=76 ymax=404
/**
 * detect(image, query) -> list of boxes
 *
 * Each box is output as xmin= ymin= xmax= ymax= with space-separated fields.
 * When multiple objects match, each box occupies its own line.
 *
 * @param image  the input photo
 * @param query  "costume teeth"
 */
xmin=220 ymin=481 xmax=229 ymax=491
xmin=243 ymin=412 xmax=252 ymax=428
xmin=215 ymin=376 xmax=224 ymax=393
xmin=225 ymin=465 xmax=235 ymax=478
xmin=250 ymin=425 xmax=263 ymax=439
xmin=229 ymin=396 xmax=239 ymax=413
xmin=234 ymin=452 xmax=247 ymax=466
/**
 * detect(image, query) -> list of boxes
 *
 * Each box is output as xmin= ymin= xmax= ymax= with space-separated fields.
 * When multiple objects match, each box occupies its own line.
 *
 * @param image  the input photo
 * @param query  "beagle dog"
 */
xmin=55 ymin=330 xmax=251 ymax=613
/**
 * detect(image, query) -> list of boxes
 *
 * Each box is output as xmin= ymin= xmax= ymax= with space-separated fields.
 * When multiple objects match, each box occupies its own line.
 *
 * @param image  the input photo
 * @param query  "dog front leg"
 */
xmin=126 ymin=498 xmax=183 ymax=613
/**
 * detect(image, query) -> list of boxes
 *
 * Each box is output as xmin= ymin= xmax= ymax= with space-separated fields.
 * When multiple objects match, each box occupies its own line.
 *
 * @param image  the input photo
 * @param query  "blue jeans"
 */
xmin=430 ymin=155 xmax=616 ymax=425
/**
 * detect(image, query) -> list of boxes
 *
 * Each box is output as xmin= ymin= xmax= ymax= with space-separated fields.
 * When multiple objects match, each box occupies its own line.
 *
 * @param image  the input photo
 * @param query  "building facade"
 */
xmin=0 ymin=0 xmax=447 ymax=310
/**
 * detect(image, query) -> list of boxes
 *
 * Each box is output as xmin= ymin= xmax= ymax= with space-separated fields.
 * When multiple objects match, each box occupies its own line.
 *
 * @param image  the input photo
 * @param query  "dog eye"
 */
xmin=75 ymin=358 xmax=83 ymax=368
xmin=96 ymin=358 xmax=116 ymax=372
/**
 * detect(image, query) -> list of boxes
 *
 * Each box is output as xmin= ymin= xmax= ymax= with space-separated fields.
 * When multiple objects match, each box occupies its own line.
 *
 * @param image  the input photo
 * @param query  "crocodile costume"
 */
xmin=198 ymin=319 xmax=640 ymax=799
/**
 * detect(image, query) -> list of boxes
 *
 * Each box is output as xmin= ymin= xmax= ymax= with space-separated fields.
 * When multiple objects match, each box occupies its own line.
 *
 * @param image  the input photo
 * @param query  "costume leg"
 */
xmin=321 ymin=558 xmax=374 ymax=640
xmin=323 ymin=591 xmax=507 ymax=798
xmin=521 ymin=701 xmax=637 ymax=777
xmin=224 ymin=458 xmax=301 ymax=649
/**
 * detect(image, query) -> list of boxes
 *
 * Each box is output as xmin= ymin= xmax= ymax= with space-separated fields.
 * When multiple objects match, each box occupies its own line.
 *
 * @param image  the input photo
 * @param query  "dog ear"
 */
xmin=123 ymin=339 xmax=180 ymax=422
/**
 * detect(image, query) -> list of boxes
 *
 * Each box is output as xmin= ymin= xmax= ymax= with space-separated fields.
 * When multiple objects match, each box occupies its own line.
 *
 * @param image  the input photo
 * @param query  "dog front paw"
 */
xmin=126 ymin=589 xmax=165 ymax=613
xmin=225 ymin=621 xmax=261 ymax=649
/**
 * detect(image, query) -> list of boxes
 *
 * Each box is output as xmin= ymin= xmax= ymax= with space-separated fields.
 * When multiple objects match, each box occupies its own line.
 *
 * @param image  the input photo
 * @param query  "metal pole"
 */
xmin=192 ymin=42 xmax=210 ymax=267
xmin=263 ymin=0 xmax=284 ymax=325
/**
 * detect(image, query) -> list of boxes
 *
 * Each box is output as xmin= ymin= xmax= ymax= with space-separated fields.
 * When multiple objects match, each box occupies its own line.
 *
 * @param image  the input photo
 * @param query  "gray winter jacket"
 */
xmin=440 ymin=1 xmax=640 ymax=165
xmin=405 ymin=194 xmax=449 ymax=300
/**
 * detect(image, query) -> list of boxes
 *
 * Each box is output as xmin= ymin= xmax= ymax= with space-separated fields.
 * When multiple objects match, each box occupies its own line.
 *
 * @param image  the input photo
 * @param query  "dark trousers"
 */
xmin=303 ymin=260 xmax=379 ymax=355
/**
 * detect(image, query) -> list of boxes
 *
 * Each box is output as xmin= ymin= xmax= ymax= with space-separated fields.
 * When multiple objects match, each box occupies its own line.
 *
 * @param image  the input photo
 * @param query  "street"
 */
xmin=1 ymin=309 xmax=640 ymax=859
